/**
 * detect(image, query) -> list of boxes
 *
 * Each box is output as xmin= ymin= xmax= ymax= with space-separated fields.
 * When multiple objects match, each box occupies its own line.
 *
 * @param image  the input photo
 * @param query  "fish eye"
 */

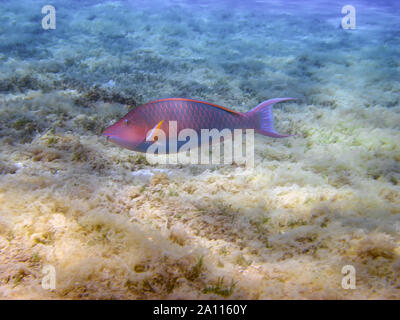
xmin=124 ymin=119 xmax=129 ymax=125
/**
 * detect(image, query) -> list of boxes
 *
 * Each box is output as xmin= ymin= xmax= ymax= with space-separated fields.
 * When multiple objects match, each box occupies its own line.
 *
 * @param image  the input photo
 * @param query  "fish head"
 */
xmin=103 ymin=116 xmax=147 ymax=151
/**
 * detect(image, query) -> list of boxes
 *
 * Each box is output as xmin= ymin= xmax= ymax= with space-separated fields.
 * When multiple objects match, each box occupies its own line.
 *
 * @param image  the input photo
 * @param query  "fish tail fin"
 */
xmin=246 ymin=98 xmax=296 ymax=138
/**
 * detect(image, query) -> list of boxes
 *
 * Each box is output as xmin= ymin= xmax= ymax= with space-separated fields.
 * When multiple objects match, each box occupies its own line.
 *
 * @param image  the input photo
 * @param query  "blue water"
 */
xmin=1 ymin=0 xmax=398 ymax=108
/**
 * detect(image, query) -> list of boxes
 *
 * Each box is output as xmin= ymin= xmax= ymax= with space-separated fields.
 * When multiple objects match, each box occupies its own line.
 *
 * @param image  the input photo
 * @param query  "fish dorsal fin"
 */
xmin=146 ymin=120 xmax=164 ymax=141
xmin=152 ymin=98 xmax=242 ymax=116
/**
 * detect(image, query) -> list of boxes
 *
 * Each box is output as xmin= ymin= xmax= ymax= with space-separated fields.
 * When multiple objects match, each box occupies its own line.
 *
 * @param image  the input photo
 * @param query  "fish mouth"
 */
xmin=102 ymin=133 xmax=121 ymax=144
xmin=102 ymin=127 xmax=120 ymax=142
xmin=102 ymin=132 xmax=112 ymax=141
xmin=102 ymin=133 xmax=141 ymax=151
xmin=102 ymin=132 xmax=114 ymax=143
xmin=103 ymin=134 xmax=116 ymax=143
xmin=102 ymin=126 xmax=114 ymax=137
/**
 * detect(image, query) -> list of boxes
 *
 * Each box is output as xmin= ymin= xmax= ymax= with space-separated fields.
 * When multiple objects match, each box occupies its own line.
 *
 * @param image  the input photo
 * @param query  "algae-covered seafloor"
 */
xmin=0 ymin=0 xmax=399 ymax=299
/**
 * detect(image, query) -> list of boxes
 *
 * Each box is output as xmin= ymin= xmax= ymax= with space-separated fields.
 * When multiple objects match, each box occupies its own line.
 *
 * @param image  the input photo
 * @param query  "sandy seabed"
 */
xmin=0 ymin=0 xmax=399 ymax=299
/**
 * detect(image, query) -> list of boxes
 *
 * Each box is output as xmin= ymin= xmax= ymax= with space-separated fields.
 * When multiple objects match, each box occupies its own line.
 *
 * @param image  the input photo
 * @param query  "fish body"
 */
xmin=103 ymin=97 xmax=294 ymax=153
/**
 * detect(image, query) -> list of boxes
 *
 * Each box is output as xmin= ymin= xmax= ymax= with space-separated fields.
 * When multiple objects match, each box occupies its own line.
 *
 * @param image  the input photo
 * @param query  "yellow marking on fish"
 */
xmin=146 ymin=120 xmax=164 ymax=141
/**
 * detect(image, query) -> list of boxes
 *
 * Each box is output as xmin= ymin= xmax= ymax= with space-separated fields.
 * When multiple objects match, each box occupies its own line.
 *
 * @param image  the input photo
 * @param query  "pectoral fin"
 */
xmin=146 ymin=120 xmax=164 ymax=141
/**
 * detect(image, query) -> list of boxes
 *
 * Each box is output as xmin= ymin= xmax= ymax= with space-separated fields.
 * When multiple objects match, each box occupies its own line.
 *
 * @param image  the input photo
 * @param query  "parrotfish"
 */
xmin=103 ymin=97 xmax=295 ymax=153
